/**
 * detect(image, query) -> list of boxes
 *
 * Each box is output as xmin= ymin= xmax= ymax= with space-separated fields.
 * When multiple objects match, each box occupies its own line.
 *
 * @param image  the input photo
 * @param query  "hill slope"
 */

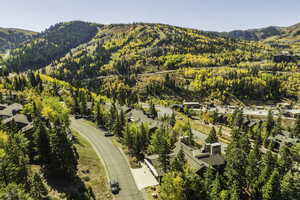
xmin=5 ymin=21 xmax=99 ymax=72
xmin=226 ymin=26 xmax=282 ymax=41
xmin=0 ymin=27 xmax=37 ymax=53
xmin=264 ymin=23 xmax=300 ymax=52
xmin=226 ymin=22 xmax=300 ymax=53
xmin=44 ymin=23 xmax=272 ymax=82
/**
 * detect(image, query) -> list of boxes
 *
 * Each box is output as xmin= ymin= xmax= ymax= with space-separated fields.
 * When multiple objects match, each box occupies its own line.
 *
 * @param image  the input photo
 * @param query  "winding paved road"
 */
xmin=70 ymin=118 xmax=143 ymax=200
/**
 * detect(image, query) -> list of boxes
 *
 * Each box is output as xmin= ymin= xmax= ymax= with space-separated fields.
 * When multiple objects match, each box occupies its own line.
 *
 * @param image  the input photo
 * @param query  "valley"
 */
xmin=0 ymin=20 xmax=299 ymax=200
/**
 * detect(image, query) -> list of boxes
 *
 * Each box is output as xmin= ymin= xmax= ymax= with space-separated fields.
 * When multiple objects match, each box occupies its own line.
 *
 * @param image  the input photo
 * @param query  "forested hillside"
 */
xmin=0 ymin=27 xmax=37 ymax=53
xmin=43 ymin=23 xmax=273 ymax=82
xmin=264 ymin=23 xmax=300 ymax=52
xmin=226 ymin=22 xmax=300 ymax=53
xmin=225 ymin=26 xmax=282 ymax=41
xmin=5 ymin=21 xmax=99 ymax=72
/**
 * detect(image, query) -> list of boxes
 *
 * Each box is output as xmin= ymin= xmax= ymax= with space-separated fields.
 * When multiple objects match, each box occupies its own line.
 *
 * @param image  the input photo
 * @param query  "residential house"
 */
xmin=0 ymin=103 xmax=23 ymax=120
xmin=145 ymin=137 xmax=225 ymax=181
xmin=2 ymin=114 xmax=31 ymax=130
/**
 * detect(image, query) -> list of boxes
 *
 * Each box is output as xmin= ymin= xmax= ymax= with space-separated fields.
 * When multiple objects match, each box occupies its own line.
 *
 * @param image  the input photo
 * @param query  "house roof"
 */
xmin=2 ymin=114 xmax=30 ymax=125
xmin=0 ymin=103 xmax=23 ymax=117
xmin=21 ymin=123 xmax=34 ymax=133
xmin=145 ymin=153 xmax=177 ymax=177
xmin=183 ymin=102 xmax=200 ymax=105
xmin=146 ymin=140 xmax=225 ymax=176
xmin=0 ymin=104 xmax=8 ymax=110
xmin=127 ymin=109 xmax=162 ymax=129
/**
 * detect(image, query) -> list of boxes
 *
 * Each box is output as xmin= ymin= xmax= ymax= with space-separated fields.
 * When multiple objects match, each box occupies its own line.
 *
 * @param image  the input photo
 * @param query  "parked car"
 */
xmin=110 ymin=180 xmax=120 ymax=194
xmin=74 ymin=115 xmax=81 ymax=119
xmin=104 ymin=131 xmax=114 ymax=137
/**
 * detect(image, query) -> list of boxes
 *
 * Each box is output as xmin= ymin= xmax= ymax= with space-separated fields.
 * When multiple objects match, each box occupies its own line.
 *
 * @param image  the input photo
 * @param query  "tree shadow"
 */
xmin=45 ymin=173 xmax=95 ymax=200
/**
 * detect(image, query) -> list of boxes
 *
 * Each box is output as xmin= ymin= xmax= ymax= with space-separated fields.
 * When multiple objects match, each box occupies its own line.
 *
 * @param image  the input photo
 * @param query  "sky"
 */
xmin=1 ymin=0 xmax=300 ymax=32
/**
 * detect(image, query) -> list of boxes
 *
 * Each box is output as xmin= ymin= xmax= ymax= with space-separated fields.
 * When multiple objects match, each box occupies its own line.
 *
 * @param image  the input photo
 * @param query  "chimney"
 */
xmin=210 ymin=143 xmax=221 ymax=155
xmin=202 ymin=143 xmax=211 ymax=153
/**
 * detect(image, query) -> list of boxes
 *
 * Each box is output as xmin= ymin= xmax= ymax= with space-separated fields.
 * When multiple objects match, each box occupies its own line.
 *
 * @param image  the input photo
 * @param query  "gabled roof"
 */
xmin=0 ymin=103 xmax=23 ymax=117
xmin=2 ymin=114 xmax=30 ymax=125
xmin=127 ymin=109 xmax=163 ymax=129
xmin=146 ymin=140 xmax=225 ymax=176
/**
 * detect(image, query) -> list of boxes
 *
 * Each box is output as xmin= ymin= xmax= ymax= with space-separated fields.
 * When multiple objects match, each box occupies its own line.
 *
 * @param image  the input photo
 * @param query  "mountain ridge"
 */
xmin=0 ymin=27 xmax=37 ymax=53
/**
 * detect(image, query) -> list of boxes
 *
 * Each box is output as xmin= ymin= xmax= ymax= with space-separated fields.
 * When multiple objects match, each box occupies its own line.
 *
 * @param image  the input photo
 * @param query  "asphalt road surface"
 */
xmin=70 ymin=118 xmax=143 ymax=200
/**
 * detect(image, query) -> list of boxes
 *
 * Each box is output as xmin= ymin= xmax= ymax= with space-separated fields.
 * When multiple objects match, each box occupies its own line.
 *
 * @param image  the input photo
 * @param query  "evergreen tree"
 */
xmin=149 ymin=101 xmax=158 ymax=118
xmin=292 ymin=116 xmax=300 ymax=138
xmin=218 ymin=126 xmax=223 ymax=137
xmin=210 ymin=174 xmax=222 ymax=200
xmin=33 ymin=117 xmax=50 ymax=165
xmin=4 ymin=132 xmax=30 ymax=186
xmin=266 ymin=110 xmax=275 ymax=136
xmin=185 ymin=121 xmax=194 ymax=145
xmin=30 ymin=173 xmax=48 ymax=200
xmin=170 ymin=112 xmax=176 ymax=127
xmin=262 ymin=169 xmax=280 ymax=200
xmin=280 ymin=171 xmax=300 ymax=200
xmin=245 ymin=143 xmax=261 ymax=199
xmin=277 ymin=145 xmax=293 ymax=175
xmin=0 ymin=184 xmax=33 ymax=200
xmin=206 ymin=127 xmax=218 ymax=143
xmin=47 ymin=119 xmax=78 ymax=178
xmin=171 ymin=148 xmax=186 ymax=172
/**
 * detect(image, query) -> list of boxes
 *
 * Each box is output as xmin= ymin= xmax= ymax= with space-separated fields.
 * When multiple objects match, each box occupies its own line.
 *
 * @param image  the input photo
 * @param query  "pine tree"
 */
xmin=262 ymin=169 xmax=280 ymax=200
xmin=186 ymin=121 xmax=194 ymax=145
xmin=245 ymin=143 xmax=261 ymax=199
xmin=47 ymin=119 xmax=78 ymax=178
xmin=210 ymin=174 xmax=222 ymax=200
xmin=218 ymin=126 xmax=223 ymax=137
xmin=292 ymin=116 xmax=300 ymax=138
xmin=171 ymin=148 xmax=186 ymax=171
xmin=206 ymin=127 xmax=218 ymax=143
xmin=277 ymin=145 xmax=292 ymax=175
xmin=33 ymin=118 xmax=50 ymax=165
xmin=266 ymin=110 xmax=275 ymax=136
xmin=149 ymin=101 xmax=158 ymax=118
xmin=203 ymin=167 xmax=215 ymax=195
xmin=30 ymin=173 xmax=48 ymax=199
xmin=170 ymin=112 xmax=176 ymax=127
xmin=280 ymin=171 xmax=300 ymax=200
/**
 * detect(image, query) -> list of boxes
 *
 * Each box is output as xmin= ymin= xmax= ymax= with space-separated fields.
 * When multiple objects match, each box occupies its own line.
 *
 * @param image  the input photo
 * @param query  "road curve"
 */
xmin=70 ymin=118 xmax=143 ymax=200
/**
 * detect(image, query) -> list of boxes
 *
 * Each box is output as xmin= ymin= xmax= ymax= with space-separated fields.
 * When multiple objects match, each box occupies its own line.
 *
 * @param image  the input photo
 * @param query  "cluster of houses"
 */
xmin=145 ymin=136 xmax=225 ymax=181
xmin=0 ymin=103 xmax=33 ymax=134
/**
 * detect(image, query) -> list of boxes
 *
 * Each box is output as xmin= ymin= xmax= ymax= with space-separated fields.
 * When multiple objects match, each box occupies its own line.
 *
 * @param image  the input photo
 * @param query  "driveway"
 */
xmin=130 ymin=163 xmax=158 ymax=190
xmin=70 ymin=118 xmax=143 ymax=200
